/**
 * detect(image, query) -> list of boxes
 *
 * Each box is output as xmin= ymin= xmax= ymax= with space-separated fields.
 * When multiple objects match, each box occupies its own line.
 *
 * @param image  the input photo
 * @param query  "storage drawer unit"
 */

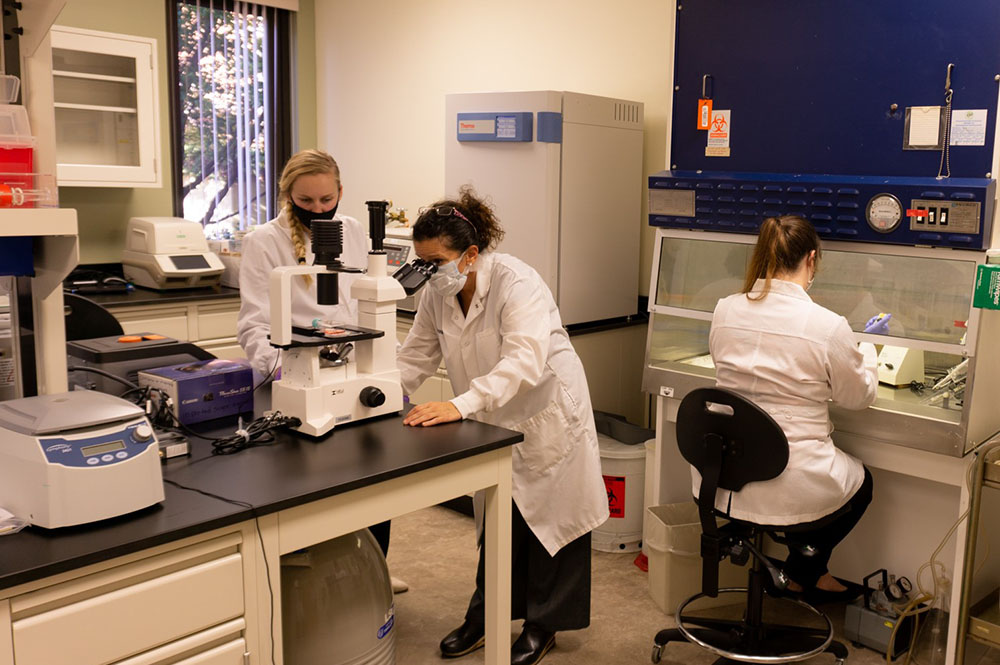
xmin=10 ymin=535 xmax=244 ymax=665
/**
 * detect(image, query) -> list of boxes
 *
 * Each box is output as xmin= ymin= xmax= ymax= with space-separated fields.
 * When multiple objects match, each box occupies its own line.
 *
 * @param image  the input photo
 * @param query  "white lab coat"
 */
xmin=237 ymin=210 xmax=368 ymax=376
xmin=397 ymin=252 xmax=609 ymax=555
xmin=703 ymin=278 xmax=878 ymax=525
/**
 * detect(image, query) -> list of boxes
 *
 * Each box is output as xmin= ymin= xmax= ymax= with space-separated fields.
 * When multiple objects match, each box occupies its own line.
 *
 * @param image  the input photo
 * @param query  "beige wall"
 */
xmin=314 ymin=0 xmax=675 ymax=299
xmin=313 ymin=0 xmax=673 ymax=425
xmin=54 ymin=0 xmax=317 ymax=265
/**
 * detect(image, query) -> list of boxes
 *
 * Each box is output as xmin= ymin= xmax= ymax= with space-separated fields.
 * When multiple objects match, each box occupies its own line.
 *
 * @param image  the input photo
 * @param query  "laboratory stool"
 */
xmin=650 ymin=387 xmax=848 ymax=665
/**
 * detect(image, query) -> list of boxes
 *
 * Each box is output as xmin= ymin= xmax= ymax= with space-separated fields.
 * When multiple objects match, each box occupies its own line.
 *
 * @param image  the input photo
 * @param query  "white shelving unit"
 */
xmin=0 ymin=209 xmax=78 ymax=395
xmin=49 ymin=25 xmax=160 ymax=187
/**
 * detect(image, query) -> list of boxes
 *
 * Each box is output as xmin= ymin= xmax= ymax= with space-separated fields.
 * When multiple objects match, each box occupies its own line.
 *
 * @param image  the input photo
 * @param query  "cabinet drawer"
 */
xmin=114 ymin=307 xmax=190 ymax=341
xmin=198 ymin=339 xmax=246 ymax=360
xmin=114 ymin=618 xmax=246 ymax=665
xmin=171 ymin=638 xmax=246 ymax=665
xmin=12 ymin=554 xmax=244 ymax=665
xmin=196 ymin=303 xmax=240 ymax=341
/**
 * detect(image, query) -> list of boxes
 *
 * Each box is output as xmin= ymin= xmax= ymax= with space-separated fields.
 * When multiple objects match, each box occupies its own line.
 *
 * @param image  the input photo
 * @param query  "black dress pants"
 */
xmin=369 ymin=521 xmax=390 ymax=557
xmin=464 ymin=501 xmax=591 ymax=632
xmin=782 ymin=467 xmax=874 ymax=589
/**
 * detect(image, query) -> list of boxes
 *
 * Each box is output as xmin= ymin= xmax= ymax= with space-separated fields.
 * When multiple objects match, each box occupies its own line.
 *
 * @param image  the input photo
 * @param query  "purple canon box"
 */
xmin=138 ymin=358 xmax=253 ymax=425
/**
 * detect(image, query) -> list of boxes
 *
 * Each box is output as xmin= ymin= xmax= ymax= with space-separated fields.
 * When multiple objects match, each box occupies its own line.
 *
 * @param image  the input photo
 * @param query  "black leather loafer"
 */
xmin=511 ymin=624 xmax=556 ymax=665
xmin=439 ymin=620 xmax=485 ymax=658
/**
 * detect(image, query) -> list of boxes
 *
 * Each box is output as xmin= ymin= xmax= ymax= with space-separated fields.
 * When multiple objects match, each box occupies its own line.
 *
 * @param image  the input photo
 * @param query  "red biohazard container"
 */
xmin=0 ymin=104 xmax=37 ymax=208
xmin=593 ymin=434 xmax=646 ymax=552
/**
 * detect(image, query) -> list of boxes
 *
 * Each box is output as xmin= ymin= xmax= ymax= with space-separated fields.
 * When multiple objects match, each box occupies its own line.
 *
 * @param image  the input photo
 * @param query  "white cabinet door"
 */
xmin=50 ymin=26 xmax=160 ymax=187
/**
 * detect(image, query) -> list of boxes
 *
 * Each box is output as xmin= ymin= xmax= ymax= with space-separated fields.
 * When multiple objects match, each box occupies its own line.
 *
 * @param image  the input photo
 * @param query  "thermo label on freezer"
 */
xmin=456 ymin=112 xmax=533 ymax=142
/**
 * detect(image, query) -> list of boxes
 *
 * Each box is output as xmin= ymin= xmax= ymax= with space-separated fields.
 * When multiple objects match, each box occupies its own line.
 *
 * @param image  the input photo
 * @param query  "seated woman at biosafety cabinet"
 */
xmin=707 ymin=214 xmax=884 ymax=599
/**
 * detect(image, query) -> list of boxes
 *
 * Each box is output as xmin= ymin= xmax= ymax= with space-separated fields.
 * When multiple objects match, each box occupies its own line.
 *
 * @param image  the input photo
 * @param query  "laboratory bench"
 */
xmin=82 ymin=284 xmax=241 ymax=308
xmin=0 ymin=409 xmax=520 ymax=665
xmin=69 ymin=269 xmax=245 ymax=360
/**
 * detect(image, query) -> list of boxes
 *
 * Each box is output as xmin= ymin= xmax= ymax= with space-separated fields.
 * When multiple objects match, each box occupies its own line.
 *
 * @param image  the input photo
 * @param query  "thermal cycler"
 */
xmin=122 ymin=217 xmax=224 ymax=290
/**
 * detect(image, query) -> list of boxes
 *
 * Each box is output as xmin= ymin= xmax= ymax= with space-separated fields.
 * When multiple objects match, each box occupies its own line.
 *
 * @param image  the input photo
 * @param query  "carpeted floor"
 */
xmin=385 ymin=506 xmax=896 ymax=665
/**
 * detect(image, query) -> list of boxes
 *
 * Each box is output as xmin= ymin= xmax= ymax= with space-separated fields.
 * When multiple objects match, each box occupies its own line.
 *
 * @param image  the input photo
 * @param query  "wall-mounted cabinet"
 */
xmin=50 ymin=26 xmax=160 ymax=188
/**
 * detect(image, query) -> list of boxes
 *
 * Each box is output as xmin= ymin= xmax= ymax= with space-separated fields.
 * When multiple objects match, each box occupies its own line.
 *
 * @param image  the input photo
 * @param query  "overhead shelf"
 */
xmin=54 ymin=102 xmax=138 ymax=114
xmin=53 ymin=70 xmax=136 ymax=84
xmin=0 ymin=208 xmax=78 ymax=237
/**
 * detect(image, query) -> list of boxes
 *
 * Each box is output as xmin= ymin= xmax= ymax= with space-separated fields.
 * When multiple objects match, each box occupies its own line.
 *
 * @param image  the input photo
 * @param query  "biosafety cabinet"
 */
xmin=642 ymin=226 xmax=1000 ymax=458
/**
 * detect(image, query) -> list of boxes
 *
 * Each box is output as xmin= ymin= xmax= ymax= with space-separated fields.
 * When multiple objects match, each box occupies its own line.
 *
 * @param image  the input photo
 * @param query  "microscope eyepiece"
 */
xmin=311 ymin=219 xmax=343 ymax=269
xmin=311 ymin=219 xmax=342 ymax=306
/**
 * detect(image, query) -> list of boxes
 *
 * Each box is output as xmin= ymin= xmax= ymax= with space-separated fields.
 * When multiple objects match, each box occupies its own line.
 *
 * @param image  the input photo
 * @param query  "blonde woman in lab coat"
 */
xmin=708 ymin=214 xmax=884 ymax=603
xmin=397 ymin=187 xmax=608 ymax=665
xmin=237 ymin=149 xmax=367 ymax=378
xmin=237 ymin=150 xmax=404 ymax=575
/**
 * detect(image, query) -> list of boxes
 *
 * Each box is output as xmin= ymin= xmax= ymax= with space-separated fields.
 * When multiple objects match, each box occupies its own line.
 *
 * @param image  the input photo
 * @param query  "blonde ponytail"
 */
xmin=286 ymin=200 xmax=313 ymax=288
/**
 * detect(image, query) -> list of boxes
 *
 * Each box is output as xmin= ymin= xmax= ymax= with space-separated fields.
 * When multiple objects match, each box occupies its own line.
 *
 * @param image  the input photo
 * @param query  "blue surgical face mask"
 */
xmin=428 ymin=252 xmax=470 ymax=297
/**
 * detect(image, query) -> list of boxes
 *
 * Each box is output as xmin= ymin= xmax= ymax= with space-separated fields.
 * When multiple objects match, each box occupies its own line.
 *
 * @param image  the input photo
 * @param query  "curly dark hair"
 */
xmin=413 ymin=185 xmax=505 ymax=252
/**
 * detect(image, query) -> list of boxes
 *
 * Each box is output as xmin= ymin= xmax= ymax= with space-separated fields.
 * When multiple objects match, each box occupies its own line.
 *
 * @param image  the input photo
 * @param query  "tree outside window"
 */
xmin=169 ymin=0 xmax=290 ymax=238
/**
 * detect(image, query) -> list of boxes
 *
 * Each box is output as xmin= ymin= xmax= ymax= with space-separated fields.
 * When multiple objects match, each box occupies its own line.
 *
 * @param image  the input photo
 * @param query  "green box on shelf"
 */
xmin=973 ymin=264 xmax=1000 ymax=310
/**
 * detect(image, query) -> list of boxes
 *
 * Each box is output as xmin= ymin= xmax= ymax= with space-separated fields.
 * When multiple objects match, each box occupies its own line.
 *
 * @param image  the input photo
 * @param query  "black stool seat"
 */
xmin=650 ymin=388 xmax=847 ymax=665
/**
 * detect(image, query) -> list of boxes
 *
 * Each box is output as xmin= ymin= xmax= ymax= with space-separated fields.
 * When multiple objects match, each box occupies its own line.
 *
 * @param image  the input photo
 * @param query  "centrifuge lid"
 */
xmin=0 ymin=390 xmax=143 ymax=435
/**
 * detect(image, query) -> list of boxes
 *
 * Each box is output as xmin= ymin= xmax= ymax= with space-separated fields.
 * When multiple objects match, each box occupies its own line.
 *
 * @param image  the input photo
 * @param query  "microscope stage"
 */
xmin=269 ymin=324 xmax=385 ymax=348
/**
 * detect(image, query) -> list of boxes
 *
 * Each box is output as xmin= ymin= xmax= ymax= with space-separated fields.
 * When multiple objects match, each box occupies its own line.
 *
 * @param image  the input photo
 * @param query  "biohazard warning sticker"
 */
xmin=706 ymin=109 xmax=731 ymax=157
xmin=603 ymin=475 xmax=626 ymax=518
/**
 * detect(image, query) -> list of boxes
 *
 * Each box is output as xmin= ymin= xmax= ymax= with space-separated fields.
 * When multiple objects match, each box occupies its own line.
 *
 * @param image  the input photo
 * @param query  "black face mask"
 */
xmin=291 ymin=201 xmax=338 ymax=230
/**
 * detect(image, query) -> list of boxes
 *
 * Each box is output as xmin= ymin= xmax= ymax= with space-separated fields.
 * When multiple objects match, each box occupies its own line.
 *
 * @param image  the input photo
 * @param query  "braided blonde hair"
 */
xmin=278 ymin=150 xmax=342 ymax=286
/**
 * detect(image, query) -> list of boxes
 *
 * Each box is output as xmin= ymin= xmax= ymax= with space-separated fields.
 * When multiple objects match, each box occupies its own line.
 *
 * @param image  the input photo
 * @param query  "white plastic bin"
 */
xmin=645 ymin=502 xmax=746 ymax=615
xmin=641 ymin=438 xmax=656 ymax=556
xmin=593 ymin=433 xmax=646 ymax=552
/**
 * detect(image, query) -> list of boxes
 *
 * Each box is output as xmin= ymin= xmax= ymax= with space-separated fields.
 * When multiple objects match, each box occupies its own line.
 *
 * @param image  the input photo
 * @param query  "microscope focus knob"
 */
xmin=360 ymin=386 xmax=386 ymax=408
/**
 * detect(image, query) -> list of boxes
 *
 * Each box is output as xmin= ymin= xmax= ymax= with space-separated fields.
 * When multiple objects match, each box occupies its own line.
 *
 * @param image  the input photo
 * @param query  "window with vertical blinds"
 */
xmin=168 ymin=0 xmax=291 ymax=236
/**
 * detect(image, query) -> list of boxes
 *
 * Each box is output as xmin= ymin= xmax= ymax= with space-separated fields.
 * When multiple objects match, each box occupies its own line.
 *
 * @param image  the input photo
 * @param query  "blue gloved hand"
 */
xmin=864 ymin=313 xmax=892 ymax=334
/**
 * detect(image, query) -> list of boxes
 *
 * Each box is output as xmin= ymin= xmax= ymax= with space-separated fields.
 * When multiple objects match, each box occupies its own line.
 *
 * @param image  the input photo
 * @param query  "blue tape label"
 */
xmin=378 ymin=607 xmax=395 ymax=639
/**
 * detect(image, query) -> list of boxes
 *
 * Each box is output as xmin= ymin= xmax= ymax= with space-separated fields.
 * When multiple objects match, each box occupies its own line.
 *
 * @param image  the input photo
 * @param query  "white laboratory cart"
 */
xmin=445 ymin=91 xmax=643 ymax=326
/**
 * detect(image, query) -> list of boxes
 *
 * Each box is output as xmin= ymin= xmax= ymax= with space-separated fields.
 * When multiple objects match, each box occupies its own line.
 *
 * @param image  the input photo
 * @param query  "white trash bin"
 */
xmin=641 ymin=438 xmax=656 ymax=557
xmin=592 ymin=433 xmax=646 ymax=552
xmin=645 ymin=502 xmax=746 ymax=615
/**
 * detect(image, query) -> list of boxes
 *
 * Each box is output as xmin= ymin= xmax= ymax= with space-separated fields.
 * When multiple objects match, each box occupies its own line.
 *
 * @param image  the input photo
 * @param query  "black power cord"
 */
xmin=209 ymin=411 xmax=301 ymax=455
xmin=163 ymin=479 xmax=277 ymax=665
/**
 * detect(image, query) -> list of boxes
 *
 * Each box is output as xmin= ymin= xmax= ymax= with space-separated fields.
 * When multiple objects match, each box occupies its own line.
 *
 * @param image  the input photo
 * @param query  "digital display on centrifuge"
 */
xmin=81 ymin=440 xmax=126 ymax=457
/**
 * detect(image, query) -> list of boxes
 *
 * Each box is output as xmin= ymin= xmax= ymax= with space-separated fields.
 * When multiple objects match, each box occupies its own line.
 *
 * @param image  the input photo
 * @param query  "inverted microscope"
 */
xmin=269 ymin=200 xmax=434 ymax=436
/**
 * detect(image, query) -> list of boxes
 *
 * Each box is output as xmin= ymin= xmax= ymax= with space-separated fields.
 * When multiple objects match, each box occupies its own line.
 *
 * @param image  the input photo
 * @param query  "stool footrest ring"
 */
xmin=671 ymin=588 xmax=836 ymax=664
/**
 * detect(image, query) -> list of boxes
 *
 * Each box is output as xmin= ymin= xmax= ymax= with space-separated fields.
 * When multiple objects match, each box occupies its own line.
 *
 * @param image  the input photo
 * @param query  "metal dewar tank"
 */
xmin=281 ymin=530 xmax=395 ymax=665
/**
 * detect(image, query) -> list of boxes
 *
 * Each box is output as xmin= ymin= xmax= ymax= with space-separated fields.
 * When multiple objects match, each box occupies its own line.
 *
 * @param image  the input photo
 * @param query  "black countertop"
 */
xmin=0 ymin=411 xmax=521 ymax=591
xmin=82 ymin=285 xmax=241 ymax=308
